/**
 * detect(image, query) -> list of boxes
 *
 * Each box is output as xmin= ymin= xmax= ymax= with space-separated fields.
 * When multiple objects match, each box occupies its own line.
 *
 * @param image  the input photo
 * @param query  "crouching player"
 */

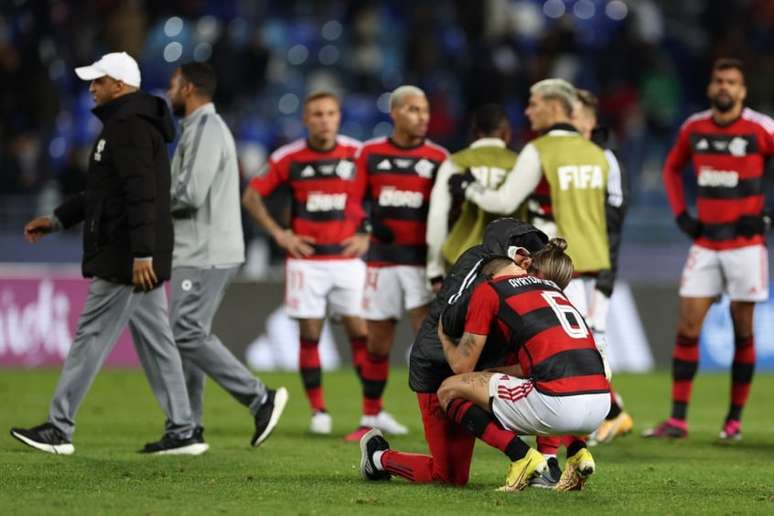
xmin=362 ymin=240 xmax=610 ymax=491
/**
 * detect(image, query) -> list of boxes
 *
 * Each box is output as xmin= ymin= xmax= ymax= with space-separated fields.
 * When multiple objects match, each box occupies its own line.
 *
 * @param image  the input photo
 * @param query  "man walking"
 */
xmin=166 ymin=62 xmax=287 ymax=448
xmin=10 ymin=52 xmax=203 ymax=455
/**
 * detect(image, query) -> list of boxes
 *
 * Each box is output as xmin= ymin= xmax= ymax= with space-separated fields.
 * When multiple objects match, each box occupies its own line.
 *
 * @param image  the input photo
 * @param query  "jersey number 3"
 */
xmin=541 ymin=291 xmax=590 ymax=339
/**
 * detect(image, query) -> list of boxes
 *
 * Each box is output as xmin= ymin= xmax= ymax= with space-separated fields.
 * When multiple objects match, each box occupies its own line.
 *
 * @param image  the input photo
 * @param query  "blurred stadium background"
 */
xmin=1 ymin=0 xmax=773 ymax=372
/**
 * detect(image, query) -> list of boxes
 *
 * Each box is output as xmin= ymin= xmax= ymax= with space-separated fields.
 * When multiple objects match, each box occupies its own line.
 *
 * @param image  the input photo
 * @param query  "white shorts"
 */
xmin=679 ymin=244 xmax=769 ymax=302
xmin=361 ymin=265 xmax=433 ymax=320
xmin=564 ymin=277 xmax=610 ymax=332
xmin=488 ymin=374 xmax=610 ymax=436
xmin=284 ymin=258 xmax=366 ymax=319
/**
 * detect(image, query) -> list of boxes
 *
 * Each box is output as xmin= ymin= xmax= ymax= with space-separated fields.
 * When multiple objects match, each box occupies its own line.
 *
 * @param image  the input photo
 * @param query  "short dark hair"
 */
xmin=179 ymin=62 xmax=217 ymax=98
xmin=472 ymin=104 xmax=509 ymax=136
xmin=712 ymin=58 xmax=745 ymax=77
xmin=482 ymin=256 xmax=514 ymax=278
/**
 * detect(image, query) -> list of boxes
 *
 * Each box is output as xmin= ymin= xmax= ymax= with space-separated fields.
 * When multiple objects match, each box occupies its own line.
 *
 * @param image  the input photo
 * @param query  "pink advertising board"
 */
xmin=0 ymin=270 xmax=139 ymax=367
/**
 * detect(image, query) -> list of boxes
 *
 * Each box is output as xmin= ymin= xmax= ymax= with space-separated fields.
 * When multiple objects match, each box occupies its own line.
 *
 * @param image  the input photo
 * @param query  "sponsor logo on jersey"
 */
xmin=377 ymin=159 xmax=392 ymax=170
xmin=335 ymin=159 xmax=355 ymax=180
xmin=378 ymin=187 xmax=423 ymax=208
xmin=557 ymin=165 xmax=604 ymax=190
xmin=696 ymin=138 xmax=709 ymax=150
xmin=300 ymin=165 xmax=315 ymax=178
xmin=319 ymin=164 xmax=335 ymax=175
xmin=414 ymin=158 xmax=435 ymax=178
xmin=697 ymin=167 xmax=739 ymax=188
xmin=728 ymin=137 xmax=749 ymax=157
xmin=394 ymin=158 xmax=414 ymax=169
xmin=470 ymin=166 xmax=508 ymax=188
xmin=306 ymin=192 xmax=347 ymax=212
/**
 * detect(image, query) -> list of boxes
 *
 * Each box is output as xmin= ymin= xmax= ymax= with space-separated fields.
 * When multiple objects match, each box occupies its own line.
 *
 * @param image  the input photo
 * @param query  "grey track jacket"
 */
xmin=170 ymin=103 xmax=245 ymax=268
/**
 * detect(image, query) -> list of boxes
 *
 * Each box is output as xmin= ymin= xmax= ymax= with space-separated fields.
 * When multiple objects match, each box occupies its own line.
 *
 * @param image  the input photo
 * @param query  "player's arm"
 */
xmin=171 ymin=118 xmax=223 ymax=212
xmin=438 ymin=281 xmax=499 ymax=373
xmin=341 ymin=147 xmax=370 ymax=257
xmin=662 ymin=124 xmax=699 ymax=238
xmin=242 ymin=160 xmax=315 ymax=258
xmin=426 ymin=158 xmax=459 ymax=287
xmin=463 ymin=143 xmax=543 ymax=214
xmin=438 ymin=324 xmax=487 ymax=374
xmin=112 ymin=118 xmax=160 ymax=291
xmin=598 ymin=150 xmax=628 ymax=297
xmin=28 ymin=191 xmax=86 ymax=243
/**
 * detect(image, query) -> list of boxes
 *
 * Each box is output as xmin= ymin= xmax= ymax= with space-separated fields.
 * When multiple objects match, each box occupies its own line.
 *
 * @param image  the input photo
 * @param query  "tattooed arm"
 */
xmin=438 ymin=319 xmax=487 ymax=374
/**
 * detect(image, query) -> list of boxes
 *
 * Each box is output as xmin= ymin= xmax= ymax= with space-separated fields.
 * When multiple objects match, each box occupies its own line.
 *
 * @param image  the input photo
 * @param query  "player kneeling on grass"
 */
xmin=361 ymin=240 xmax=611 ymax=491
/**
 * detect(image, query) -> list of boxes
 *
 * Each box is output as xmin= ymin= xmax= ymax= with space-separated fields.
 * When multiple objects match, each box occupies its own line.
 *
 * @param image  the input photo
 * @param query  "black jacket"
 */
xmin=408 ymin=218 xmax=548 ymax=393
xmin=55 ymin=91 xmax=176 ymax=285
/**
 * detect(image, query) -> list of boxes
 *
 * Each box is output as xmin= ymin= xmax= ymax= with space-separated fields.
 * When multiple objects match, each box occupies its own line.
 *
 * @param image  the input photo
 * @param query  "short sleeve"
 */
xmin=249 ymin=157 xmax=287 ymax=196
xmin=464 ymin=282 xmax=500 ymax=335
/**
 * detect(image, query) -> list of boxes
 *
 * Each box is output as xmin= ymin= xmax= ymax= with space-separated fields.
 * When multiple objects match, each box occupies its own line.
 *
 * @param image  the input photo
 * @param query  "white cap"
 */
xmin=75 ymin=52 xmax=141 ymax=87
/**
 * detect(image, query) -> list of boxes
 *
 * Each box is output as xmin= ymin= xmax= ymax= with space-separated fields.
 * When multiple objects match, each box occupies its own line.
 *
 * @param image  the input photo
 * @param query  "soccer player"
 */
xmin=362 ymin=239 xmax=607 ymax=491
xmin=426 ymin=103 xmax=521 ymax=291
xmin=450 ymin=79 xmax=619 ymax=465
xmin=242 ymin=92 xmax=370 ymax=435
xmin=346 ymin=85 xmax=448 ymax=440
xmin=643 ymin=58 xmax=773 ymax=441
xmin=572 ymin=89 xmax=633 ymax=445
xmin=359 ymin=218 xmax=550 ymax=486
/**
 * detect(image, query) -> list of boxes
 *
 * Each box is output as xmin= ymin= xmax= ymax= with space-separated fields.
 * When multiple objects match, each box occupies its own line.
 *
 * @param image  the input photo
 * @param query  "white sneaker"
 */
xmin=309 ymin=411 xmax=332 ymax=434
xmin=372 ymin=411 xmax=408 ymax=435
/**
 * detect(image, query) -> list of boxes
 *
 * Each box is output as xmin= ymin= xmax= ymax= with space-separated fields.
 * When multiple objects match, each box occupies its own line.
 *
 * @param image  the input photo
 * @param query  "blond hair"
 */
xmin=528 ymin=238 xmax=574 ymax=289
xmin=531 ymin=79 xmax=577 ymax=117
xmin=389 ymin=85 xmax=426 ymax=111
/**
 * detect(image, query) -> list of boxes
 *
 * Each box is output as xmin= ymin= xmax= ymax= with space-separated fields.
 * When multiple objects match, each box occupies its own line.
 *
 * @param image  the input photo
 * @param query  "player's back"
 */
xmin=485 ymin=274 xmax=609 ymax=396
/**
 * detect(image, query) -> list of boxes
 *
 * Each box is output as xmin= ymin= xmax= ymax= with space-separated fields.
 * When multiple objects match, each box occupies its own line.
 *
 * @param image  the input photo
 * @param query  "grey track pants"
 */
xmin=170 ymin=267 xmax=267 ymax=426
xmin=49 ymin=278 xmax=194 ymax=440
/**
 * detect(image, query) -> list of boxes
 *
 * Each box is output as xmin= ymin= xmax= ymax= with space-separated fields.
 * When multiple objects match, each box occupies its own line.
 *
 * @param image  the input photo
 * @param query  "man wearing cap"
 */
xmin=10 ymin=52 xmax=204 ymax=455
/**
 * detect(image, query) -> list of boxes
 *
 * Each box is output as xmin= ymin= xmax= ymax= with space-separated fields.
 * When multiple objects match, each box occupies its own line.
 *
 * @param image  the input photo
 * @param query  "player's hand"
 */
xmin=132 ymin=258 xmax=158 ymax=292
xmin=448 ymin=171 xmax=475 ymax=200
xmin=736 ymin=214 xmax=771 ymax=238
xmin=676 ymin=211 xmax=702 ymax=239
xmin=342 ymin=233 xmax=370 ymax=258
xmin=24 ymin=216 xmax=55 ymax=244
xmin=275 ymin=229 xmax=316 ymax=258
xmin=429 ymin=275 xmax=444 ymax=293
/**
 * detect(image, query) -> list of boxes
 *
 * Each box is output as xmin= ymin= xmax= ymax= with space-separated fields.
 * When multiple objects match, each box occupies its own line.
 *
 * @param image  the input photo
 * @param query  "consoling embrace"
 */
xmin=360 ymin=218 xmax=611 ymax=492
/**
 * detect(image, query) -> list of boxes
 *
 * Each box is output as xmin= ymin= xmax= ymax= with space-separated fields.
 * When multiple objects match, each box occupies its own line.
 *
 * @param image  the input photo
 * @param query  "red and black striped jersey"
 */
xmin=355 ymin=136 xmax=447 ymax=266
xmin=464 ymin=274 xmax=609 ymax=396
xmin=663 ymin=108 xmax=774 ymax=250
xmin=248 ymin=135 xmax=364 ymax=259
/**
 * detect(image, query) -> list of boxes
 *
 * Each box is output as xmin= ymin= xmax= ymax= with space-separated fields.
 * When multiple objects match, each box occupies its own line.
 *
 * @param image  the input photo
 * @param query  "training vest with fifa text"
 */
xmin=530 ymin=129 xmax=610 ymax=273
xmin=442 ymin=140 xmax=522 ymax=265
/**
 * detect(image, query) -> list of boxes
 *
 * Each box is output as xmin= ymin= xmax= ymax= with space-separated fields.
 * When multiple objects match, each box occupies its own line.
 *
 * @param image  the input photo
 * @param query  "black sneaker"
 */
xmin=529 ymin=456 xmax=562 ymax=488
xmin=251 ymin=387 xmax=288 ymax=447
xmin=359 ymin=428 xmax=391 ymax=481
xmin=193 ymin=426 xmax=205 ymax=444
xmin=10 ymin=422 xmax=74 ymax=455
xmin=138 ymin=432 xmax=209 ymax=455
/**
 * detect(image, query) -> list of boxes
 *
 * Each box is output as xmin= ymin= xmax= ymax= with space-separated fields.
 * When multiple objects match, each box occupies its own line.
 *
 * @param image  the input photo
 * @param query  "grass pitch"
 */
xmin=1 ymin=369 xmax=774 ymax=515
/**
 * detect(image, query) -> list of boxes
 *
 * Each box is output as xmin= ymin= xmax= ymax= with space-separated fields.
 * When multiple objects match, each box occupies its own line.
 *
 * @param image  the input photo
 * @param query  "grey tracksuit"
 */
xmin=169 ymin=102 xmax=265 ymax=425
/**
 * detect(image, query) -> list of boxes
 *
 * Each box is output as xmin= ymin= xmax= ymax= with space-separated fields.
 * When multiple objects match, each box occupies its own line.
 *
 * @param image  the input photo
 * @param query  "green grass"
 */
xmin=1 ymin=369 xmax=774 ymax=515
